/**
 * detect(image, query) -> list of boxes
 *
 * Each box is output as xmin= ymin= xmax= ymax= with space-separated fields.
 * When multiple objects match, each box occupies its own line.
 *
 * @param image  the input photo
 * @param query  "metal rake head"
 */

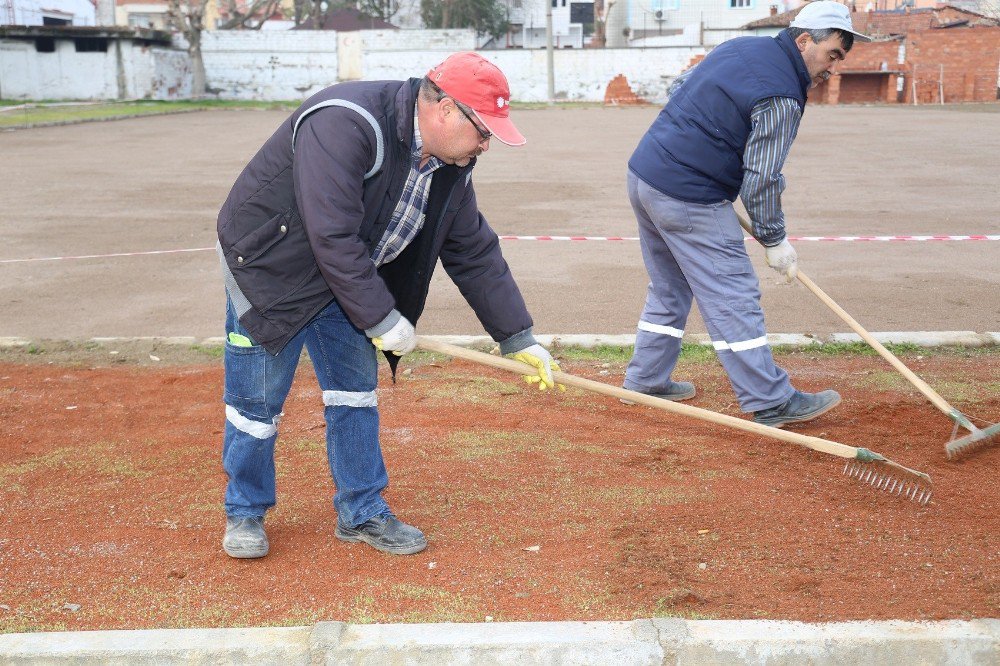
xmin=843 ymin=460 xmax=933 ymax=506
xmin=945 ymin=421 xmax=1000 ymax=460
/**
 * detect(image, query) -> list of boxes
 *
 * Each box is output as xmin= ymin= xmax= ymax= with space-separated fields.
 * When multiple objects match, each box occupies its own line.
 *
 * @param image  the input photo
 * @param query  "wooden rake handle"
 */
xmin=794 ymin=271 xmax=955 ymax=417
xmin=416 ymin=336 xmax=863 ymax=461
xmin=733 ymin=207 xmax=955 ymax=418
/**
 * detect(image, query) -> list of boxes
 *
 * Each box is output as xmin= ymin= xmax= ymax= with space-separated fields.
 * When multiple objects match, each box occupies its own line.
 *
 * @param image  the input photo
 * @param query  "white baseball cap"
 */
xmin=790 ymin=1 xmax=872 ymax=42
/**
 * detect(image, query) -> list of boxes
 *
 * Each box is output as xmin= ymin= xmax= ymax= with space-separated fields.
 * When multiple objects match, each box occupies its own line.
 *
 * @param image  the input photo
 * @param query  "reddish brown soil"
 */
xmin=0 ymin=349 xmax=997 ymax=632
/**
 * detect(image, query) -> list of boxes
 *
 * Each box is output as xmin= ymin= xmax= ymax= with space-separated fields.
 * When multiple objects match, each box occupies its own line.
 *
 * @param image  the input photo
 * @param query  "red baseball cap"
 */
xmin=427 ymin=52 xmax=526 ymax=147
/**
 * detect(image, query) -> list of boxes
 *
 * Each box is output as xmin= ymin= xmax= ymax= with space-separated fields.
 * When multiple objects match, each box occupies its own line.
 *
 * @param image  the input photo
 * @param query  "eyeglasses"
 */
xmin=455 ymin=102 xmax=492 ymax=143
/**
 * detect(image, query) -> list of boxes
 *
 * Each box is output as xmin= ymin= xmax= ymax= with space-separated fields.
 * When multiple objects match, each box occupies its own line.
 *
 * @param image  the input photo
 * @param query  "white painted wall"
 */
xmin=2 ymin=29 xmax=706 ymax=102
xmin=201 ymin=30 xmax=704 ymax=102
xmin=201 ymin=30 xmax=341 ymax=99
xmin=0 ymin=37 xmax=190 ymax=100
xmin=0 ymin=41 xmax=34 ymax=97
xmin=151 ymin=47 xmax=192 ymax=98
xmin=4 ymin=0 xmax=96 ymax=26
xmin=359 ymin=28 xmax=477 ymax=50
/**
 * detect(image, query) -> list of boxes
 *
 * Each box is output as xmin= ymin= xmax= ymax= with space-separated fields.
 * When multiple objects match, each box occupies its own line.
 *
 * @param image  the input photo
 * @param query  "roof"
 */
xmin=294 ymin=7 xmax=397 ymax=31
xmin=0 ymin=25 xmax=172 ymax=44
xmin=741 ymin=6 xmax=804 ymax=30
xmin=741 ymin=3 xmax=998 ymax=35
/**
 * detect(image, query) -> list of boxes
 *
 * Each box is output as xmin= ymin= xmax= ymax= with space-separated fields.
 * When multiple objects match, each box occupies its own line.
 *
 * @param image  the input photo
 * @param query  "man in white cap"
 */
xmin=215 ymin=52 xmax=560 ymax=559
xmin=623 ymin=2 xmax=870 ymax=426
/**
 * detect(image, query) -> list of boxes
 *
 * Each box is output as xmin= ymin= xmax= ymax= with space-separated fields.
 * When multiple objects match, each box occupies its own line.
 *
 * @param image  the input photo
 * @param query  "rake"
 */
xmin=735 ymin=209 xmax=998 ymax=459
xmin=795 ymin=270 xmax=999 ymax=460
xmin=415 ymin=337 xmax=933 ymax=505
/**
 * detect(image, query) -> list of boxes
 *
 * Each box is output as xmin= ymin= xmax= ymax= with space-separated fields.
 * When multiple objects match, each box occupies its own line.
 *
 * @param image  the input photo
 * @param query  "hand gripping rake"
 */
xmin=416 ymin=337 xmax=933 ymax=505
xmin=734 ymin=208 xmax=997 ymax=459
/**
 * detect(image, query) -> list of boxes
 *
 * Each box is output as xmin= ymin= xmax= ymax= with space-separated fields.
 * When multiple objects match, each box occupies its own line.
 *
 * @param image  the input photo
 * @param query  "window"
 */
xmin=74 ymin=38 xmax=108 ymax=52
xmin=128 ymin=13 xmax=154 ymax=28
xmin=42 ymin=16 xmax=71 ymax=26
xmin=35 ymin=37 xmax=56 ymax=53
xmin=729 ymin=0 xmax=754 ymax=7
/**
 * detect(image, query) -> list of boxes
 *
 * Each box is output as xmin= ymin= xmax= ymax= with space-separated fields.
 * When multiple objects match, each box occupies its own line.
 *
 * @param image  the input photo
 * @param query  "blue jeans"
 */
xmin=221 ymin=297 xmax=389 ymax=527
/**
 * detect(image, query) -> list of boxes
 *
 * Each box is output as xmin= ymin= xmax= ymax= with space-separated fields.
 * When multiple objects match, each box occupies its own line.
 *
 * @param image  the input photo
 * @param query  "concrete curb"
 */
xmin=1 ymin=331 xmax=998 ymax=351
xmin=1 ymin=619 xmax=997 ymax=664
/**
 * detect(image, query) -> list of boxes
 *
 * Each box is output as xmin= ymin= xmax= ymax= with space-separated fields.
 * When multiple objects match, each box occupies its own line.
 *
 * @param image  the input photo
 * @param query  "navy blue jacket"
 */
xmin=217 ymin=79 xmax=532 ymax=355
xmin=629 ymin=31 xmax=811 ymax=204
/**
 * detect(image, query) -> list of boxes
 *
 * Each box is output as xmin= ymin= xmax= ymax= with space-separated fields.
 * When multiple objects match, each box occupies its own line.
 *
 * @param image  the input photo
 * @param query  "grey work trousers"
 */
xmin=623 ymin=170 xmax=794 ymax=413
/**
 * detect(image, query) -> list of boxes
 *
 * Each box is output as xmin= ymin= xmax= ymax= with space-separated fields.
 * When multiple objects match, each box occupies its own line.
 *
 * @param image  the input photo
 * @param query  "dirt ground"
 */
xmin=1 ymin=344 xmax=997 ymax=632
xmin=1 ymin=105 xmax=999 ymax=340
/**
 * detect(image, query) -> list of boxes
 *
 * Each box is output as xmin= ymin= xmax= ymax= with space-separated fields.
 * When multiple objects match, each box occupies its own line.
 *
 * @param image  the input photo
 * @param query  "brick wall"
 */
xmin=851 ymin=7 xmax=999 ymax=39
xmin=905 ymin=26 xmax=1000 ymax=104
xmin=839 ymin=39 xmax=903 ymax=73
xmin=810 ymin=39 xmax=902 ymax=105
xmin=810 ymin=27 xmax=1000 ymax=105
xmin=853 ymin=8 xmax=938 ymax=38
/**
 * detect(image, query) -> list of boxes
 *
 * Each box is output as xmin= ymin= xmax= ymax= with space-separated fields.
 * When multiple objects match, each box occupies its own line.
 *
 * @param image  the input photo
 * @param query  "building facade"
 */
xmin=606 ymin=0 xmax=792 ymax=47
xmin=2 ymin=0 xmax=96 ymax=26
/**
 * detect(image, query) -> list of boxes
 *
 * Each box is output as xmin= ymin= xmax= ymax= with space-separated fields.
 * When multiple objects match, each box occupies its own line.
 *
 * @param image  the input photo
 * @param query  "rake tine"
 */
xmin=840 ymin=449 xmax=933 ymax=506
xmin=945 ymin=421 xmax=1000 ymax=460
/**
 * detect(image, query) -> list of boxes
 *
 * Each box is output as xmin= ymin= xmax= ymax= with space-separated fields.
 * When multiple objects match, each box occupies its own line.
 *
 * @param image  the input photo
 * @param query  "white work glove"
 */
xmin=507 ymin=344 xmax=565 ymax=392
xmin=371 ymin=316 xmax=416 ymax=356
xmin=764 ymin=239 xmax=798 ymax=282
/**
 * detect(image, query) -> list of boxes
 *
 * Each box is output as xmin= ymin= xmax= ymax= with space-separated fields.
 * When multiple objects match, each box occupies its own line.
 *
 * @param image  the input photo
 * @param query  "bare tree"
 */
xmin=216 ymin=0 xmax=286 ymax=29
xmin=167 ymin=0 xmax=210 ymax=96
xmin=356 ymin=0 xmax=399 ymax=22
xmin=592 ymin=0 xmax=615 ymax=48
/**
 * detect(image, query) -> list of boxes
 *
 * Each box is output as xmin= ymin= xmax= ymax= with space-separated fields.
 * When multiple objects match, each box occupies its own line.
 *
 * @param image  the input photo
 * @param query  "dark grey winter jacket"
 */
xmin=217 ymin=78 xmax=533 ymax=355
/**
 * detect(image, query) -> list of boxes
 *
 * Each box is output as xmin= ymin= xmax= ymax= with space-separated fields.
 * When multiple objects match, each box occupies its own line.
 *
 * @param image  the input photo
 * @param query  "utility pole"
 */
xmin=545 ymin=0 xmax=555 ymax=104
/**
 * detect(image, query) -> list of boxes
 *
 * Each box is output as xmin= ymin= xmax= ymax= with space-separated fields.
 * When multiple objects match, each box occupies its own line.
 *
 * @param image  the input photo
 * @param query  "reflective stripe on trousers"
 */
xmin=623 ymin=171 xmax=794 ymax=412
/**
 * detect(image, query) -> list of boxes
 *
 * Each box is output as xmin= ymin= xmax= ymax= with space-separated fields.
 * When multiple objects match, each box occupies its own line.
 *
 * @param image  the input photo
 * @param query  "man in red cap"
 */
xmin=215 ymin=52 xmax=558 ymax=560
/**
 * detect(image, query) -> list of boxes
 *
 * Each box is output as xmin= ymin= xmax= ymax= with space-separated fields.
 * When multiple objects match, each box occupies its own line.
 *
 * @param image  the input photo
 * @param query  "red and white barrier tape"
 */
xmin=497 ymin=235 xmax=1000 ymax=242
xmin=2 ymin=235 xmax=997 ymax=264
xmin=0 ymin=247 xmax=214 ymax=264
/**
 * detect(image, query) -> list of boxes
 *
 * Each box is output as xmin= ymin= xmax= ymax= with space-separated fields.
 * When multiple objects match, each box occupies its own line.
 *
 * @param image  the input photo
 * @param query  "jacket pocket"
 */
xmin=229 ymin=210 xmax=292 ymax=267
xmin=230 ymin=209 xmax=319 ymax=313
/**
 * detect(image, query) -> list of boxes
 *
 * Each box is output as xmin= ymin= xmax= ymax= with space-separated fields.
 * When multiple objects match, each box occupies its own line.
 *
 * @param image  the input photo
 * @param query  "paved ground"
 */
xmin=1 ymin=105 xmax=998 ymax=340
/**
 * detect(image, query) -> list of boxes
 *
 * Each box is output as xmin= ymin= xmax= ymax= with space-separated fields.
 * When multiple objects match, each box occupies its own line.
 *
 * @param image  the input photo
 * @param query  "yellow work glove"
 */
xmin=509 ymin=343 xmax=565 ymax=391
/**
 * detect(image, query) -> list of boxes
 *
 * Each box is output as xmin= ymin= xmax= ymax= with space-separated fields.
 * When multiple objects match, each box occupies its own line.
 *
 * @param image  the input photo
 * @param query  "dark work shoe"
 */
xmin=335 ymin=514 xmax=427 ymax=555
xmin=223 ymin=515 xmax=268 ymax=559
xmin=621 ymin=381 xmax=696 ymax=405
xmin=753 ymin=389 xmax=842 ymax=428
